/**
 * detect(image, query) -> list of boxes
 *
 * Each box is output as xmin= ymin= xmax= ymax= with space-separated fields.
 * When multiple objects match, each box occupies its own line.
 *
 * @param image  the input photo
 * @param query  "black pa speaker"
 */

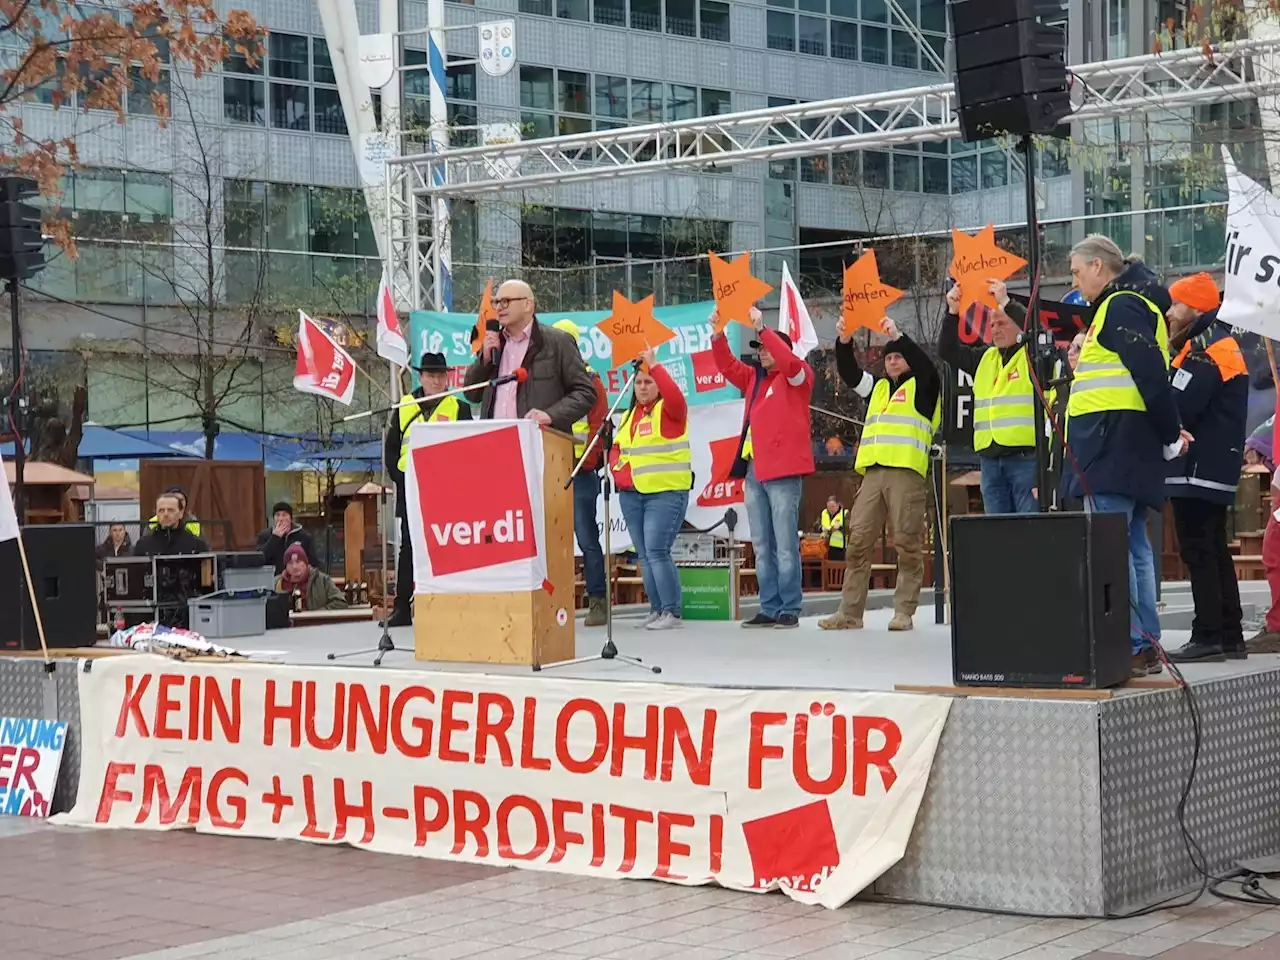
xmin=948 ymin=0 xmax=1070 ymax=142
xmin=0 ymin=524 xmax=98 ymax=650
xmin=949 ymin=512 xmax=1131 ymax=688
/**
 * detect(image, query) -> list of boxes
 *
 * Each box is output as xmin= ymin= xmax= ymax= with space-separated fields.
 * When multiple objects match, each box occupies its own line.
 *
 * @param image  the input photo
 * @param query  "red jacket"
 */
xmin=581 ymin=372 xmax=609 ymax=470
xmin=712 ymin=328 xmax=814 ymax=482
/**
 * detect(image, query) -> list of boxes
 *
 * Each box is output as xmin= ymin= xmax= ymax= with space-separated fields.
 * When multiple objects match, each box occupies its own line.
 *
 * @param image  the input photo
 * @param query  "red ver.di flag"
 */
xmin=405 ymin=419 xmax=548 ymax=593
xmin=376 ymin=269 xmax=410 ymax=368
xmin=294 ymin=311 xmax=357 ymax=406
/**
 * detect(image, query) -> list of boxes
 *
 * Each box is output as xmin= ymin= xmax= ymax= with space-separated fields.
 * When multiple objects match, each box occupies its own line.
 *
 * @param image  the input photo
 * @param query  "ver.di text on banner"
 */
xmin=55 ymin=657 xmax=951 ymax=909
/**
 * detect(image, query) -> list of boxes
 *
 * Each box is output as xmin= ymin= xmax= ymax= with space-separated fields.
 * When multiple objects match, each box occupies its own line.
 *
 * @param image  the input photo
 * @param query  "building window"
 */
xmin=223 ymin=33 xmax=348 ymax=135
xmin=631 ymin=0 xmax=662 ymax=31
xmin=701 ymin=0 xmax=730 ymax=40
xmin=767 ymin=10 xmax=796 ymax=50
xmin=667 ymin=0 xmax=696 ymax=34
xmin=798 ymin=14 xmax=826 ymax=54
xmin=767 ymin=96 xmax=797 ymax=181
xmin=596 ymin=0 xmax=627 ymax=24
xmin=406 ymin=50 xmax=478 ymax=145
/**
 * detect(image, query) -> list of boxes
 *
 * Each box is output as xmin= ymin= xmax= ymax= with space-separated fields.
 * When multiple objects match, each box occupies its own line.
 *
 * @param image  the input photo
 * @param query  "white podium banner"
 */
xmin=405 ymin=419 xmax=548 ymax=594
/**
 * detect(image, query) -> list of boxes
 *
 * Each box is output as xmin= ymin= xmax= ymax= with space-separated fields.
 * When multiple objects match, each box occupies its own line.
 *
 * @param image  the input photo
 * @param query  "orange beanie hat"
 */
xmin=1168 ymin=273 xmax=1220 ymax=314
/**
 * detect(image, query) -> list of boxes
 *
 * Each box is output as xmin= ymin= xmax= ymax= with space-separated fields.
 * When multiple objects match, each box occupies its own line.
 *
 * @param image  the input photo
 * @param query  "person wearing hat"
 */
xmin=820 ymin=315 xmax=940 ymax=633
xmin=382 ymin=352 xmax=473 ymax=627
xmin=939 ymin=278 xmax=1040 ymax=514
xmin=255 ymin=501 xmax=317 ymax=575
xmin=1161 ymin=273 xmax=1248 ymax=663
xmin=551 ymin=319 xmax=610 ymax=628
xmin=147 ymin=485 xmax=201 ymax=537
xmin=275 ymin=543 xmax=348 ymax=612
xmin=711 ymin=307 xmax=815 ymax=630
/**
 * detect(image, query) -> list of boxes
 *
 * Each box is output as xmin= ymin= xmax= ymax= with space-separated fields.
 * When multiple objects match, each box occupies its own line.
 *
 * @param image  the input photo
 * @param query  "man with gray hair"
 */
xmin=1066 ymin=234 xmax=1189 ymax=679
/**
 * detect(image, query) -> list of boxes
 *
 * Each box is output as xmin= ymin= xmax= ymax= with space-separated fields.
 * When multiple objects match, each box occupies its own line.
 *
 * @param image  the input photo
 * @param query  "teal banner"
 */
xmin=408 ymin=301 xmax=747 ymax=406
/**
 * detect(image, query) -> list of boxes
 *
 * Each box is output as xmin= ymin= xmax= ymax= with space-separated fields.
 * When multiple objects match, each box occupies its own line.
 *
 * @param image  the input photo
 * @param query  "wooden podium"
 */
xmin=413 ymin=425 xmax=576 ymax=667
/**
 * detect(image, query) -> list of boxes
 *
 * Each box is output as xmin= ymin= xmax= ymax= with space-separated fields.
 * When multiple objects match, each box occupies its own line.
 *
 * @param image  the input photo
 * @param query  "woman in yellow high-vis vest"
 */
xmin=609 ymin=348 xmax=691 ymax=631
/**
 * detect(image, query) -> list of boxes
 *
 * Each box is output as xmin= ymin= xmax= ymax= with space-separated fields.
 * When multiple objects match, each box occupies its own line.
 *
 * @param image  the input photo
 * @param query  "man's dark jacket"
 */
xmin=255 ymin=523 xmax=318 ymax=574
xmin=1061 ymin=260 xmax=1182 ymax=511
xmin=463 ymin=319 xmax=597 ymax=434
xmin=133 ymin=525 xmax=209 ymax=557
xmin=1164 ymin=309 xmax=1248 ymax=506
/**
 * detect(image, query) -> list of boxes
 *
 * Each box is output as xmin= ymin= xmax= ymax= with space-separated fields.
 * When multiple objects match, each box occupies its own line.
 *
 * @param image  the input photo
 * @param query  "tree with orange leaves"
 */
xmin=0 ymin=0 xmax=263 ymax=246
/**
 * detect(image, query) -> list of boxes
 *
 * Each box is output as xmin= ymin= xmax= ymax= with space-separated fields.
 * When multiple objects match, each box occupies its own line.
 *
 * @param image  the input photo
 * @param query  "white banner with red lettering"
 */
xmin=404 ymin=418 xmax=547 ymax=594
xmin=55 ymin=658 xmax=949 ymax=908
xmin=578 ymin=400 xmax=752 ymax=555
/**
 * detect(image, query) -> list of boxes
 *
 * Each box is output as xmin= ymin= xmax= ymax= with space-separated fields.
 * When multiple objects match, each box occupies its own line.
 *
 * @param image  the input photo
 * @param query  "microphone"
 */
xmin=491 ymin=367 xmax=528 ymax=388
xmin=486 ymin=319 xmax=500 ymax=333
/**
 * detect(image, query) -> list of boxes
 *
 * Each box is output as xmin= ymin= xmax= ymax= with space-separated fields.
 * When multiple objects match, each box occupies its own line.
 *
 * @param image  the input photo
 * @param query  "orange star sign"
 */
xmin=472 ymin=278 xmax=499 ymax=354
xmin=596 ymin=291 xmax=675 ymax=367
xmin=842 ymin=249 xmax=904 ymax=336
xmin=709 ymin=251 xmax=773 ymax=332
xmin=950 ymin=224 xmax=1027 ymax=315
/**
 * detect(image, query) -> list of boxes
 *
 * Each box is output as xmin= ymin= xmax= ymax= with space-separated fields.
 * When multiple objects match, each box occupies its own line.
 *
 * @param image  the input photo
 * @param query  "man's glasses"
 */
xmin=494 ymin=296 xmax=530 ymax=309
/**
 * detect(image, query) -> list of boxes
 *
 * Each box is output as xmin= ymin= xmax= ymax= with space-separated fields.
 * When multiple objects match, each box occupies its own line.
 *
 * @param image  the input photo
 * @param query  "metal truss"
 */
xmin=389 ymin=36 xmax=1280 ymax=308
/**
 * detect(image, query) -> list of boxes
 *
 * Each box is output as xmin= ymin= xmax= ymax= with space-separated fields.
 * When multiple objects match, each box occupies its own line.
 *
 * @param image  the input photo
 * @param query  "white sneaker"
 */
xmin=646 ymin=612 xmax=684 ymax=630
xmin=641 ymin=611 xmax=662 ymax=627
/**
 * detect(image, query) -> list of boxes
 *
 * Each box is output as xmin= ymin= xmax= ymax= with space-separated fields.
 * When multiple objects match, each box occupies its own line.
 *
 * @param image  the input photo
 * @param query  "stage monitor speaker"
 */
xmin=947 ymin=0 xmax=1069 ymax=141
xmin=949 ymin=512 xmax=1131 ymax=689
xmin=0 ymin=524 xmax=98 ymax=651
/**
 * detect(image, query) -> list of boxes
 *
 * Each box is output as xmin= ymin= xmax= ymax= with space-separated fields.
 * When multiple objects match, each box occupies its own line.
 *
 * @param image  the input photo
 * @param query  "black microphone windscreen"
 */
xmin=486 ymin=319 xmax=500 ymax=332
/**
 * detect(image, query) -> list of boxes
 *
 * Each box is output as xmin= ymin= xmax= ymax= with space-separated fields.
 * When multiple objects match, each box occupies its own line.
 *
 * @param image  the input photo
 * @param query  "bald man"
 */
xmin=464 ymin=279 xmax=596 ymax=434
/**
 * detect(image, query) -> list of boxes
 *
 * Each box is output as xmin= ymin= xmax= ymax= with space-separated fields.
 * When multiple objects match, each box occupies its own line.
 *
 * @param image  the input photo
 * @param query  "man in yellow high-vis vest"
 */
xmin=820 ymin=317 xmax=940 ymax=633
xmin=1065 ymin=235 xmax=1189 ymax=679
xmin=939 ymin=279 xmax=1039 ymax=513
xmin=551 ymin=319 xmax=610 ymax=627
xmin=818 ymin=495 xmax=846 ymax=561
xmin=382 ymin=352 xmax=471 ymax=627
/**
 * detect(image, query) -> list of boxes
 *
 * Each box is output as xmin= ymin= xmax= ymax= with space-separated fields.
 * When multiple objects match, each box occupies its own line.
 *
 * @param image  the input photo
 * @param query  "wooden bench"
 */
xmin=1235 ymin=554 xmax=1265 ymax=580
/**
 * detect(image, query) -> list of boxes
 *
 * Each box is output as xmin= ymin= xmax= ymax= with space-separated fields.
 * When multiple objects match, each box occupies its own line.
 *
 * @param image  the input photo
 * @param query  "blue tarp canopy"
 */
xmin=115 ymin=430 xmax=380 ymax=472
xmin=0 ymin=424 xmax=197 ymax=461
xmin=300 ymin=441 xmax=383 ymax=462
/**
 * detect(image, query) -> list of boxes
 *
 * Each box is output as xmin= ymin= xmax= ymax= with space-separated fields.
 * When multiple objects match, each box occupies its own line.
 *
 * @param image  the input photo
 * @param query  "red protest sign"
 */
xmin=697 ymin=435 xmax=746 ymax=507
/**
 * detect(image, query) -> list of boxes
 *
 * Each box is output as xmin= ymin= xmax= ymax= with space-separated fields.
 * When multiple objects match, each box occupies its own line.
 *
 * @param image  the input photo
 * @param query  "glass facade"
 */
xmin=223 ymin=33 xmax=347 ymax=136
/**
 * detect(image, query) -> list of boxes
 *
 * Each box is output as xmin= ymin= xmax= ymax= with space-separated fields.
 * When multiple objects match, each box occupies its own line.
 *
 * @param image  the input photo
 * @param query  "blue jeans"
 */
xmin=1087 ymin=493 xmax=1160 ymax=653
xmin=979 ymin=454 xmax=1038 ymax=514
xmin=744 ymin=464 xmax=804 ymax=618
xmin=618 ymin=489 xmax=688 ymax=615
xmin=573 ymin=471 xmax=605 ymax=599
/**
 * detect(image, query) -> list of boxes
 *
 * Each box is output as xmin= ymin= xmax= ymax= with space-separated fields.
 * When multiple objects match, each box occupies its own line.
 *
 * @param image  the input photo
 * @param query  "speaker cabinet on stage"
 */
xmin=413 ymin=424 xmax=576 ymax=668
xmin=0 ymin=524 xmax=98 ymax=650
xmin=949 ymin=512 xmax=1131 ymax=689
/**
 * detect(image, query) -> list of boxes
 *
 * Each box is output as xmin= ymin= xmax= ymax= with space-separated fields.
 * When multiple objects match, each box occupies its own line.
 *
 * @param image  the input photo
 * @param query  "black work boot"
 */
xmin=1166 ymin=640 xmax=1226 ymax=664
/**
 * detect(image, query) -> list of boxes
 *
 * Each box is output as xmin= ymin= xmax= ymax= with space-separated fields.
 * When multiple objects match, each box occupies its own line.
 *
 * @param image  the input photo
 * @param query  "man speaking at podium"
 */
xmin=383 ymin=352 xmax=471 ymax=628
xmin=465 ymin=279 xmax=596 ymax=433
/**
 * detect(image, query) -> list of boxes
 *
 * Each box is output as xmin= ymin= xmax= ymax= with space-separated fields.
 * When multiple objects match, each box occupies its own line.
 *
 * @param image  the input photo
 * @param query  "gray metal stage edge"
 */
xmin=3 ymin=654 xmax=1278 ymax=917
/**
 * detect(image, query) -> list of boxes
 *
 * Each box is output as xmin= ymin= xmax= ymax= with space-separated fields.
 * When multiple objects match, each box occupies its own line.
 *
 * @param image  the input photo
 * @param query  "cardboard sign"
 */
xmin=709 ymin=252 xmax=773 ymax=331
xmin=841 ymin=250 xmax=903 ymax=336
xmin=0 ymin=716 xmax=68 ymax=818
xmin=56 ymin=657 xmax=951 ymax=909
xmin=949 ymin=224 xmax=1027 ymax=316
xmin=596 ymin=291 xmax=675 ymax=367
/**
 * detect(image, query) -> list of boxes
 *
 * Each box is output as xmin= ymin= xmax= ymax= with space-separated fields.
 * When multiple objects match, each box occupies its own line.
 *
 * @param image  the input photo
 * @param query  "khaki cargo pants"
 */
xmin=837 ymin=465 xmax=929 ymax=619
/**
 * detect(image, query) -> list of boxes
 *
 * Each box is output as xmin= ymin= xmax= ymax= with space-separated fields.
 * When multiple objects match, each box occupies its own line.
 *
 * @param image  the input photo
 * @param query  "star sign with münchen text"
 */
xmin=595 ymin=290 xmax=675 ymax=367
xmin=842 ymin=249 xmax=904 ymax=336
xmin=709 ymin=251 xmax=773 ymax=333
xmin=950 ymin=224 xmax=1027 ymax=316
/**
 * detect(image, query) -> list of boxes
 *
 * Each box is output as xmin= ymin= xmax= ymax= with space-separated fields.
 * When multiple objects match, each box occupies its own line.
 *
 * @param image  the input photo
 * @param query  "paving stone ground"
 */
xmin=2 ymin=819 xmax=1279 ymax=960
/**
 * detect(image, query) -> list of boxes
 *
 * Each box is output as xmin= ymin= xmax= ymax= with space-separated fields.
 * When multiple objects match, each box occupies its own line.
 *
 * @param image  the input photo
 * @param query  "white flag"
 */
xmin=375 ymin=269 xmax=410 ymax=368
xmin=1221 ymin=147 xmax=1280 ymax=339
xmin=0 ymin=452 xmax=18 ymax=542
xmin=778 ymin=261 xmax=820 ymax=359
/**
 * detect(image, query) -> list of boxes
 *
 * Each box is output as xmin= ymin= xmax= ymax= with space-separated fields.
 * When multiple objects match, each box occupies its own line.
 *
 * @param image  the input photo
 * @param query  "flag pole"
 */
xmin=16 ymin=532 xmax=51 ymax=664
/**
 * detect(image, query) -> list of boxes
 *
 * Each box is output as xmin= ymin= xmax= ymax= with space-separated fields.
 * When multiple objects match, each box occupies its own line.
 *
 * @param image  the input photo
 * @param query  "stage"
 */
xmin=4 ymin=581 xmax=1279 ymax=918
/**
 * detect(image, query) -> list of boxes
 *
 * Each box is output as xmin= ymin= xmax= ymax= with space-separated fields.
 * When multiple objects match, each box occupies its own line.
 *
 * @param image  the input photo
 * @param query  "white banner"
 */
xmin=1 ymin=716 xmax=67 ymax=817
xmin=55 ymin=657 xmax=950 ymax=908
xmin=405 ymin=419 xmax=548 ymax=594
xmin=1221 ymin=147 xmax=1280 ymax=338
xmin=577 ymin=401 xmax=751 ymax=555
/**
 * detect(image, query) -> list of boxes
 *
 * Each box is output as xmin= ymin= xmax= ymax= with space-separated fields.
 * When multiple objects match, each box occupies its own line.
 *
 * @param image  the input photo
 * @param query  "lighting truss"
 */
xmin=386 ymin=37 xmax=1280 ymax=309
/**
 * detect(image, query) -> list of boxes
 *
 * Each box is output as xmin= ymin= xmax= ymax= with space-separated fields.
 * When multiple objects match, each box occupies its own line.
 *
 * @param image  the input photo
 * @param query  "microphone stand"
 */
xmin=537 ymin=371 xmax=661 ymax=675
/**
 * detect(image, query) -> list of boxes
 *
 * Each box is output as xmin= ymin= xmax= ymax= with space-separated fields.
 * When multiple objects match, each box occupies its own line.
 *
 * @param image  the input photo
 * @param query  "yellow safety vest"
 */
xmin=571 ymin=364 xmax=594 ymax=458
xmin=397 ymin=394 xmax=461 ymax=472
xmin=149 ymin=515 xmax=201 ymax=537
xmin=821 ymin=509 xmax=845 ymax=550
xmin=1068 ymin=291 xmax=1169 ymax=419
xmin=973 ymin=346 xmax=1036 ymax=451
xmin=742 ymin=426 xmax=753 ymax=460
xmin=614 ymin=399 xmax=692 ymax=494
xmin=854 ymin=378 xmax=941 ymax=479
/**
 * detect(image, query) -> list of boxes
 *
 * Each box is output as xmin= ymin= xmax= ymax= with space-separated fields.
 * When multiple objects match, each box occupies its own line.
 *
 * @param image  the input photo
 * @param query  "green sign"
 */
xmin=678 ymin=565 xmax=733 ymax=620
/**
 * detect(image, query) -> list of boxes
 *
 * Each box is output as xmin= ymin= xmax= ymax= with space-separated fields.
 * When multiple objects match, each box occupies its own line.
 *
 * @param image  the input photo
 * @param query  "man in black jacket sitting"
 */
xmin=134 ymin=493 xmax=209 ymax=556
